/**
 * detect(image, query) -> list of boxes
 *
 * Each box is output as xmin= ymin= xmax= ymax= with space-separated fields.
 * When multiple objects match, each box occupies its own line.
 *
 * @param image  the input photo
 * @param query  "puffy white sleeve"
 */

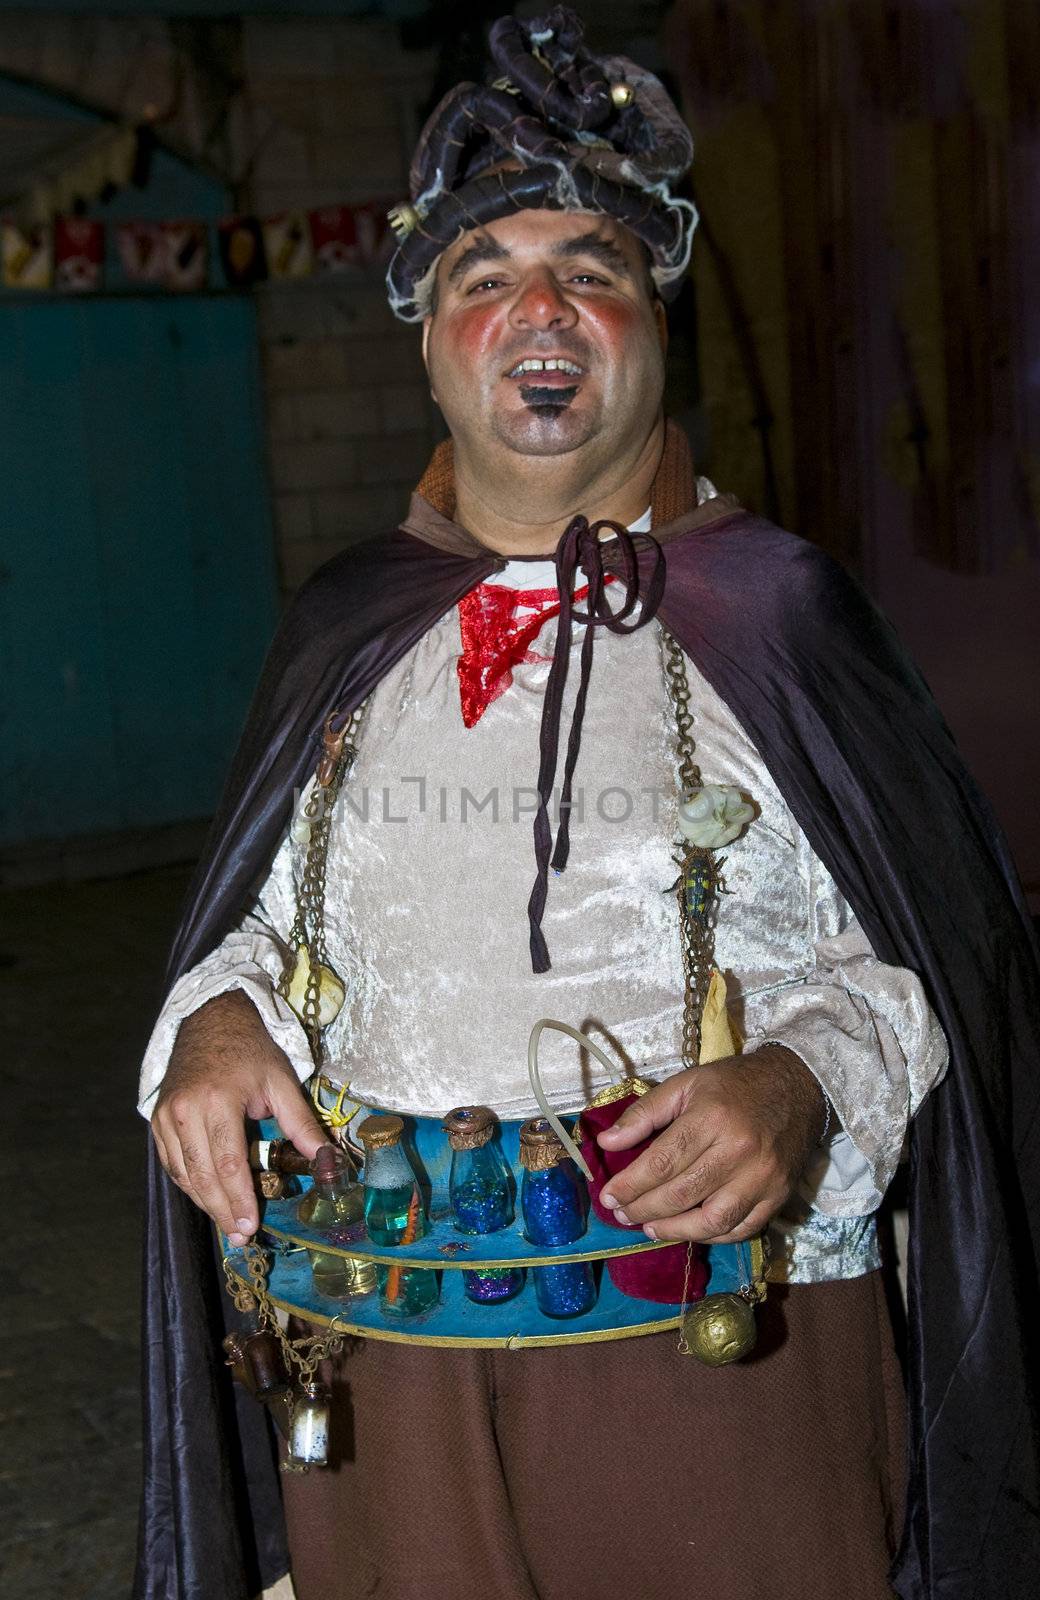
xmin=742 ymin=845 xmax=949 ymax=1216
xmin=136 ymin=827 xmax=315 ymax=1119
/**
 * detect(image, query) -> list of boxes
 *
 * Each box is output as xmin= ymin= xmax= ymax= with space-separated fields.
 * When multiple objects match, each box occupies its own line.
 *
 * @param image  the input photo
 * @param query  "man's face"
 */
xmin=422 ymin=209 xmax=667 ymax=461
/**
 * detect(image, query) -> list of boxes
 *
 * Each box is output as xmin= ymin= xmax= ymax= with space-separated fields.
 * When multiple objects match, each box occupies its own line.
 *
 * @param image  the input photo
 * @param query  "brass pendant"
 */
xmin=680 ymin=1293 xmax=757 ymax=1366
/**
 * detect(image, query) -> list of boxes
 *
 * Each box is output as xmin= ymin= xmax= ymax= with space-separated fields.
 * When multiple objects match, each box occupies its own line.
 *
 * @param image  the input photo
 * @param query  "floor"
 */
xmin=0 ymin=866 xmax=192 ymax=1598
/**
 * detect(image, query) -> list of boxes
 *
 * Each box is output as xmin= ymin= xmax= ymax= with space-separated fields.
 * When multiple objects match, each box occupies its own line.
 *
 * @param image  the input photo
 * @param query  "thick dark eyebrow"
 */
xmin=446 ymin=236 xmax=511 ymax=286
xmin=550 ymin=231 xmax=633 ymax=278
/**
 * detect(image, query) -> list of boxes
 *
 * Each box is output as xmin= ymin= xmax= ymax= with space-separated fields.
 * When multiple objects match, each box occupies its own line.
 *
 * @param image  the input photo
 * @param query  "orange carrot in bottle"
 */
xmin=384 ymin=1186 xmax=421 ymax=1303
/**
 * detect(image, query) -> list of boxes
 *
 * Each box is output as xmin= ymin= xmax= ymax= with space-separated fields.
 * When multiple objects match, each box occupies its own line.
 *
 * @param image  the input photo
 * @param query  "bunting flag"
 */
xmin=218 ymin=215 xmax=267 ymax=288
xmin=309 ymin=205 xmax=359 ymax=274
xmin=53 ymin=218 xmax=104 ymax=291
xmin=0 ymin=199 xmax=396 ymax=296
xmin=163 ymin=221 xmax=208 ymax=292
xmin=2 ymin=220 xmax=53 ymax=289
xmin=116 ymin=222 xmax=169 ymax=284
xmin=263 ymin=211 xmax=313 ymax=280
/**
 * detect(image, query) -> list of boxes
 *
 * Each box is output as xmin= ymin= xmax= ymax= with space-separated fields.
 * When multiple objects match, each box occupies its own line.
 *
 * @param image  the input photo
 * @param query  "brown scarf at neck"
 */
xmin=415 ymin=416 xmax=706 ymax=544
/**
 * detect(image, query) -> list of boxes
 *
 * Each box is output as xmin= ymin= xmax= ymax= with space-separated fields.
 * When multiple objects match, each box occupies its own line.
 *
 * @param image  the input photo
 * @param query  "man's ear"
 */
xmin=421 ymin=317 xmax=437 ymax=403
xmin=654 ymin=297 xmax=668 ymax=354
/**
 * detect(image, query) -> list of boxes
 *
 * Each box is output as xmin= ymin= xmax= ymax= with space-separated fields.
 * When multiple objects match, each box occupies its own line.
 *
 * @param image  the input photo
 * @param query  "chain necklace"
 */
xmin=278 ymin=700 xmax=369 ymax=1059
xmin=660 ymin=626 xmax=725 ymax=1069
xmin=222 ymin=1242 xmax=346 ymax=1471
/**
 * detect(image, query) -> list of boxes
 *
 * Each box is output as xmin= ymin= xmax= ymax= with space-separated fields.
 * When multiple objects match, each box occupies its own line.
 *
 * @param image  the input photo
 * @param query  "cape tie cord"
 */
xmin=526 ymin=515 xmax=666 ymax=972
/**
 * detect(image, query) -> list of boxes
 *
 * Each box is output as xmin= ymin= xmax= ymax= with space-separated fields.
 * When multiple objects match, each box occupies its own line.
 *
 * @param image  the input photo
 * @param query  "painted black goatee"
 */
xmin=519 ymin=383 xmax=578 ymax=413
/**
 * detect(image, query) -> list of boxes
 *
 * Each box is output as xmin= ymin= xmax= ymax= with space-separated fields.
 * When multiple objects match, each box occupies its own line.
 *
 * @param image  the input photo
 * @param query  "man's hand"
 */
xmin=597 ymin=1045 xmax=827 ymax=1243
xmin=151 ymin=989 xmax=325 ymax=1245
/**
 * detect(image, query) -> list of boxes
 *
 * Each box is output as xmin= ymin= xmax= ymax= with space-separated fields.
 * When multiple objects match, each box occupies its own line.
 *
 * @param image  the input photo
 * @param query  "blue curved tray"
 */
xmin=244 ymin=1112 xmax=763 ymax=1347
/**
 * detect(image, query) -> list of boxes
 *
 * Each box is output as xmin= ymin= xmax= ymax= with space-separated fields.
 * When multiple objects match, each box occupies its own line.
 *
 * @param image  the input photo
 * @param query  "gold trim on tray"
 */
xmin=259 ymin=1221 xmax=669 ymax=1270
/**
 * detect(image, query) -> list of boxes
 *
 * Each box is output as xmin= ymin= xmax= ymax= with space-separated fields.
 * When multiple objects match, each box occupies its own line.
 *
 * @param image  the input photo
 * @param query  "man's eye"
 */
xmin=570 ymin=273 xmax=608 ymax=285
xmin=468 ymin=278 xmax=506 ymax=293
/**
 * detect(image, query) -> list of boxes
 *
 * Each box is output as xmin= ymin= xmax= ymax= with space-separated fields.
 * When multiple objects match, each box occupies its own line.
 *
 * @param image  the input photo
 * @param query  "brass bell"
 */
xmin=388 ymin=202 xmax=420 ymax=241
xmin=610 ymin=82 xmax=635 ymax=109
xmin=680 ymin=1292 xmax=757 ymax=1366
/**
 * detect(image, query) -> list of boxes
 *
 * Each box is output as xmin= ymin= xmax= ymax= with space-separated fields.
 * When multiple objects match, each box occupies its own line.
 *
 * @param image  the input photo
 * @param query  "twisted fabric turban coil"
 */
xmin=385 ymin=6 xmax=698 ymax=321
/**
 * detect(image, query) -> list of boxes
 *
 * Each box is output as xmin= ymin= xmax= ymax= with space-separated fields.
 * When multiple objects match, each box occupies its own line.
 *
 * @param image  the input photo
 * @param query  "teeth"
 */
xmin=510 ymin=358 xmax=583 ymax=377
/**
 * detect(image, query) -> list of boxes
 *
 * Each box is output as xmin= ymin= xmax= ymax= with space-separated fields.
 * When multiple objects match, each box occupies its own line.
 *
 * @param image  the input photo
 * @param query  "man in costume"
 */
xmin=135 ymin=11 xmax=1040 ymax=1600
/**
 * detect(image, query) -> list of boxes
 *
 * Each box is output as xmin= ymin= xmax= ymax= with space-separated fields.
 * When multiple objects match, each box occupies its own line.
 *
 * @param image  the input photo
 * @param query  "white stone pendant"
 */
xmin=286 ymin=944 xmax=345 ymax=1028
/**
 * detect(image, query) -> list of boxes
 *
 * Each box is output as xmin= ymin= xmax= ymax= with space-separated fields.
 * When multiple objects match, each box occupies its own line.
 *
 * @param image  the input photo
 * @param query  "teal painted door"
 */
xmin=0 ymin=295 xmax=278 ymax=845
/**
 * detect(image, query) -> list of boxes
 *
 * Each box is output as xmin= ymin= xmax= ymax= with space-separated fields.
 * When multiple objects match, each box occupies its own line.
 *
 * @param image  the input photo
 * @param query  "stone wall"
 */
xmin=239 ymin=18 xmax=439 ymax=591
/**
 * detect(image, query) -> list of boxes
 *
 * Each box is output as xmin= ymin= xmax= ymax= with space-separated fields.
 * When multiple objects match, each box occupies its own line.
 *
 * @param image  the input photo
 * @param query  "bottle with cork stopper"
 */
xmin=300 ymin=1142 xmax=375 ymax=1300
xmin=444 ymin=1105 xmax=523 ymax=1305
xmin=519 ymin=1117 xmax=597 ymax=1319
xmin=358 ymin=1114 xmax=438 ymax=1319
xmin=357 ymin=1115 xmax=426 ymax=1243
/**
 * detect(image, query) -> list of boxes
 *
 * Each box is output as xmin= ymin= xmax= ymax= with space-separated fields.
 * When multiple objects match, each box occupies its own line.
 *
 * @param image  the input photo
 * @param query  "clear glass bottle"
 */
xmin=375 ymin=1260 xmax=440 ymax=1319
xmin=285 ymin=1381 xmax=331 ymax=1469
xmin=519 ymin=1117 xmax=597 ymax=1319
xmin=444 ymin=1105 xmax=523 ymax=1305
xmin=359 ymin=1115 xmax=439 ymax=1319
xmin=298 ymin=1143 xmax=374 ymax=1300
xmin=358 ymin=1115 xmax=426 ymax=1245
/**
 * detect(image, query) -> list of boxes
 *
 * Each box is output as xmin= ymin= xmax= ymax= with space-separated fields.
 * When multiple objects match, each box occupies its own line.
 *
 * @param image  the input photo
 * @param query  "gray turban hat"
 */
xmin=385 ymin=6 xmax=697 ymax=321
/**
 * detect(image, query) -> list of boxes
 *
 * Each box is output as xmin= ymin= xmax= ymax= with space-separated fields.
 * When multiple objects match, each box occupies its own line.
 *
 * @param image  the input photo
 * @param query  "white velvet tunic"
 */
xmin=140 ymin=512 xmax=947 ymax=1282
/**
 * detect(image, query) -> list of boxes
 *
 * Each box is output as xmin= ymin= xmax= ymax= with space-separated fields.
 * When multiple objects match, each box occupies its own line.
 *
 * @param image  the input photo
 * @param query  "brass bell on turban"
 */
xmin=680 ymin=1292 xmax=757 ymax=1366
xmin=610 ymin=81 xmax=635 ymax=109
xmin=387 ymin=202 xmax=420 ymax=241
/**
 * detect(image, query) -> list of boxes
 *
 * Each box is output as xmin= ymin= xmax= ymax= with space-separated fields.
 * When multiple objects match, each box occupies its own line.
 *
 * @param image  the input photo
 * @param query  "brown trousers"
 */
xmin=282 ymin=1272 xmax=905 ymax=1600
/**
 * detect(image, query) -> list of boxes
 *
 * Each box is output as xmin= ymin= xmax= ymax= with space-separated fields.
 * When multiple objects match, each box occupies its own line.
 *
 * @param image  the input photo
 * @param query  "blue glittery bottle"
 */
xmin=444 ymin=1105 xmax=524 ymax=1306
xmin=519 ymin=1117 xmax=597 ymax=1319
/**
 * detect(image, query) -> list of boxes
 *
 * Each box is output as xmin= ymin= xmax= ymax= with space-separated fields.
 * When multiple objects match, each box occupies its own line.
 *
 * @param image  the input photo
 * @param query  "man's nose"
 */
xmin=507 ymin=270 xmax=579 ymax=332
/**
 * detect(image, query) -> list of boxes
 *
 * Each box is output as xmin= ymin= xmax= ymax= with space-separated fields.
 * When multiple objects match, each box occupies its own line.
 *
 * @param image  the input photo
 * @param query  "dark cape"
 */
xmin=135 ymin=447 xmax=1040 ymax=1600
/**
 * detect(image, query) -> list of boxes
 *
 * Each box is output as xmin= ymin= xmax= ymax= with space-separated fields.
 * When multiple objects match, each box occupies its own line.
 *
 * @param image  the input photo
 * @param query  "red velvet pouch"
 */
xmin=579 ymin=1094 xmax=708 ymax=1305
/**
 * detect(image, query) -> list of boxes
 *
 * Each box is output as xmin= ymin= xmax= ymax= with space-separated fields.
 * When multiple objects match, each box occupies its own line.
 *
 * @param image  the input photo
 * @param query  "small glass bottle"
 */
xmin=358 ymin=1115 xmax=426 ymax=1244
xmin=251 ymin=1137 xmax=313 ymax=1177
xmin=444 ymin=1105 xmax=523 ymax=1305
xmin=285 ymin=1381 xmax=331 ymax=1469
xmin=375 ymin=1258 xmax=440 ymax=1319
xmin=299 ymin=1143 xmax=375 ymax=1299
xmin=519 ymin=1117 xmax=597 ymax=1320
xmin=359 ymin=1115 xmax=439 ymax=1319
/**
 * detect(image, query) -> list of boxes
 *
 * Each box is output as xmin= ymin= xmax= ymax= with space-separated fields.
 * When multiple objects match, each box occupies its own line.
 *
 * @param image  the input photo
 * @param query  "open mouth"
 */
xmin=506 ymin=357 xmax=584 ymax=380
xmin=505 ymin=356 xmax=585 ymax=415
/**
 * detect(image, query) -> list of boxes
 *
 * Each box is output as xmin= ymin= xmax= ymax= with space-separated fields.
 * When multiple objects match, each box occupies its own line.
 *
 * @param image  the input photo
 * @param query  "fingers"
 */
xmin=600 ymin=1108 xmax=716 ymax=1214
xmin=268 ymin=1074 xmax=326 ymax=1163
xmin=596 ymin=1077 xmax=689 ymax=1153
xmin=151 ymin=1118 xmax=203 ymax=1212
xmin=606 ymin=1146 xmax=727 ymax=1226
xmin=640 ymin=1187 xmax=771 ymax=1245
xmin=153 ymin=1092 xmax=257 ymax=1244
